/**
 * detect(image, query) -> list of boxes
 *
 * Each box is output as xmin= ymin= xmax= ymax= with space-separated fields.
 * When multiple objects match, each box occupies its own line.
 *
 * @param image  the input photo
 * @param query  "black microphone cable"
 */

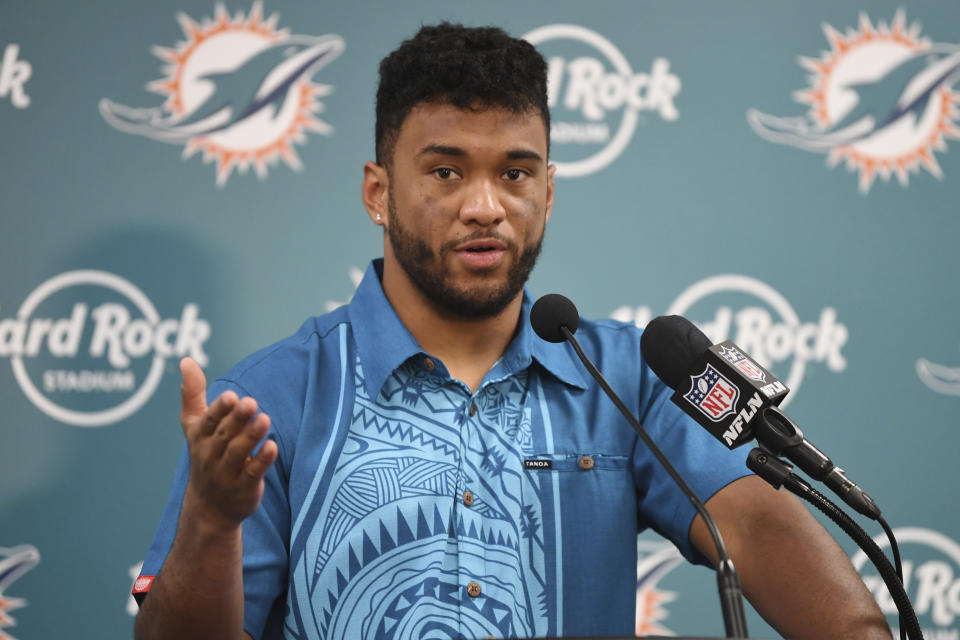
xmin=530 ymin=294 xmax=750 ymax=638
xmin=879 ymin=516 xmax=907 ymax=640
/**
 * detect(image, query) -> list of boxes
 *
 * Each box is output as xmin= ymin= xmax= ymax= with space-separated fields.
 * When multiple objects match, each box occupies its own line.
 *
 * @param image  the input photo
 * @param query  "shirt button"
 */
xmin=578 ymin=455 xmax=595 ymax=470
xmin=423 ymin=357 xmax=435 ymax=372
xmin=469 ymin=402 xmax=477 ymax=416
xmin=463 ymin=490 xmax=474 ymax=507
xmin=466 ymin=581 xmax=482 ymax=597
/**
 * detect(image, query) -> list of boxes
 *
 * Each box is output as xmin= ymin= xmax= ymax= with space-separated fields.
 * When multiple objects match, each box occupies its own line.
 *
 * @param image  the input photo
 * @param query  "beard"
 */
xmin=386 ymin=195 xmax=543 ymax=319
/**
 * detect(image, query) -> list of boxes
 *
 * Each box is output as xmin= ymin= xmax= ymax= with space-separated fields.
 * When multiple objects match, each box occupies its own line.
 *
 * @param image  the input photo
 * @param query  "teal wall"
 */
xmin=2 ymin=1 xmax=959 ymax=637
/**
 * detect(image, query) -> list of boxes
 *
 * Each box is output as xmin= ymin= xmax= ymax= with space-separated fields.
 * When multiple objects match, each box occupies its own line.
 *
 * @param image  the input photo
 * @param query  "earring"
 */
xmin=376 ymin=214 xmax=382 ymax=223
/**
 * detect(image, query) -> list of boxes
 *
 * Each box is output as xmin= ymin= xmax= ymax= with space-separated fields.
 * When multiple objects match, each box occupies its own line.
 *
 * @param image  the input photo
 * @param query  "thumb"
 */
xmin=180 ymin=357 xmax=208 ymax=419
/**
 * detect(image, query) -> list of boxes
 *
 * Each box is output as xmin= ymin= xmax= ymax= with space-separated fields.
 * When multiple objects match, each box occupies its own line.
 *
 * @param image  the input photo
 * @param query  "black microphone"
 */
xmin=530 ymin=292 xmax=578 ymax=343
xmin=640 ymin=315 xmax=880 ymax=520
xmin=530 ymin=294 xmax=750 ymax=639
xmin=640 ymin=315 xmax=788 ymax=449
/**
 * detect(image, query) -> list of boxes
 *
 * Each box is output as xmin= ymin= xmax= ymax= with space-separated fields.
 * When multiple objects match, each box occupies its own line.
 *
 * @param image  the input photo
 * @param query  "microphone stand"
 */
xmin=560 ymin=326 xmax=750 ymax=638
xmin=746 ymin=450 xmax=924 ymax=640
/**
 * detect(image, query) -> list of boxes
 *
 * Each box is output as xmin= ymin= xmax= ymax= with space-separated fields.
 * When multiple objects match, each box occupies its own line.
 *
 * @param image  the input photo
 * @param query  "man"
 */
xmin=133 ymin=23 xmax=892 ymax=640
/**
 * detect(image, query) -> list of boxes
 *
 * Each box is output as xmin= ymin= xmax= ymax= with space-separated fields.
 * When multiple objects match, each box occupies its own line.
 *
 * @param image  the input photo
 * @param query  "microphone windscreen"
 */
xmin=530 ymin=294 xmax=579 ymax=343
xmin=640 ymin=315 xmax=712 ymax=390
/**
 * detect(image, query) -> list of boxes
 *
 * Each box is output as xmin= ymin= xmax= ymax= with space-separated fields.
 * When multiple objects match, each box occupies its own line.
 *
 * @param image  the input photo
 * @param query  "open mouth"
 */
xmin=456 ymin=238 xmax=506 ymax=252
xmin=455 ymin=241 xmax=506 ymax=268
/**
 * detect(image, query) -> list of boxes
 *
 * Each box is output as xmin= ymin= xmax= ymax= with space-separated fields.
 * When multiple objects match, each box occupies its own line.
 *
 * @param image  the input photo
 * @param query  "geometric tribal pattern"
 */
xmin=284 ymin=355 xmax=557 ymax=639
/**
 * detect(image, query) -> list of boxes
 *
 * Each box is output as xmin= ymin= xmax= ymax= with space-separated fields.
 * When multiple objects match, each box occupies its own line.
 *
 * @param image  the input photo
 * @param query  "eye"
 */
xmin=504 ymin=168 xmax=527 ymax=181
xmin=433 ymin=167 xmax=457 ymax=180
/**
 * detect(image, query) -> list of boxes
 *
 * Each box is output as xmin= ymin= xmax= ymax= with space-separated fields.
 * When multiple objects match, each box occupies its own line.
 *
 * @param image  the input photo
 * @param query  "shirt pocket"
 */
xmin=522 ymin=452 xmax=630 ymax=473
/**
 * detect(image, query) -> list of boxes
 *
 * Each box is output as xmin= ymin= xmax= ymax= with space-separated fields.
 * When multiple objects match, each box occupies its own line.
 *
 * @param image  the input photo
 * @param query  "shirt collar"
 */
xmin=514 ymin=293 xmax=589 ymax=391
xmin=348 ymin=259 xmax=588 ymax=398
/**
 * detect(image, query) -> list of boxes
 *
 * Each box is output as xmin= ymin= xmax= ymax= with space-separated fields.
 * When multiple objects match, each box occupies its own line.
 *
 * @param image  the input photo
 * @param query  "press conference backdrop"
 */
xmin=2 ymin=1 xmax=959 ymax=638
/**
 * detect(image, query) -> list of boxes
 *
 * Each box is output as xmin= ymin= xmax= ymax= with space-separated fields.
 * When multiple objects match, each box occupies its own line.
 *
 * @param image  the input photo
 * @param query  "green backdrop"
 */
xmin=2 ymin=1 xmax=959 ymax=638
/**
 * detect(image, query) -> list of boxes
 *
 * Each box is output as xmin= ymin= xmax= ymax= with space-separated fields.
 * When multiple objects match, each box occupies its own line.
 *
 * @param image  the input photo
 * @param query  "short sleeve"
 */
xmin=132 ymin=378 xmax=292 ymax=640
xmin=631 ymin=365 xmax=752 ymax=565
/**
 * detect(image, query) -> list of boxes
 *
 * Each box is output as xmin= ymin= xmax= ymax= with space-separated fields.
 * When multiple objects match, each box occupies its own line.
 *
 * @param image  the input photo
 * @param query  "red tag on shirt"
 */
xmin=132 ymin=575 xmax=155 ymax=594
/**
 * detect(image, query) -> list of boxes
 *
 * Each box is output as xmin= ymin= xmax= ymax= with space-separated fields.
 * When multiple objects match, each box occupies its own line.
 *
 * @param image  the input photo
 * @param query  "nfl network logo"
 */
xmin=684 ymin=364 xmax=739 ymax=422
xmin=719 ymin=345 xmax=766 ymax=382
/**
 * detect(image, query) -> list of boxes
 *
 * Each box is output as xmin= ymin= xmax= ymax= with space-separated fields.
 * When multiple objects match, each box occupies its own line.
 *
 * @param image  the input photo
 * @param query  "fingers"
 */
xmin=180 ymin=357 xmax=208 ymax=421
xmin=207 ymin=396 xmax=259 ymax=459
xmin=198 ymin=390 xmax=239 ymax=438
xmin=245 ymin=438 xmax=279 ymax=480
xmin=178 ymin=366 xmax=278 ymax=524
xmin=222 ymin=412 xmax=271 ymax=471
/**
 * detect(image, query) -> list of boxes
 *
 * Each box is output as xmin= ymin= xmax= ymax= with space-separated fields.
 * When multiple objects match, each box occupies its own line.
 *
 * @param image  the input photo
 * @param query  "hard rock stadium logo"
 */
xmin=612 ymin=274 xmax=848 ymax=408
xmin=1 ymin=270 xmax=211 ymax=427
xmin=100 ymin=2 xmax=344 ymax=186
xmin=748 ymin=10 xmax=960 ymax=194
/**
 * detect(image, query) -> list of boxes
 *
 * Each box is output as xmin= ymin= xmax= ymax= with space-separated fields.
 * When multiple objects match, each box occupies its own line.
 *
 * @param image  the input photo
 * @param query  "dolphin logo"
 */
xmin=916 ymin=358 xmax=960 ymax=396
xmin=635 ymin=543 xmax=683 ymax=635
xmin=748 ymin=45 xmax=960 ymax=151
xmin=100 ymin=4 xmax=345 ymax=185
xmin=0 ymin=545 xmax=40 ymax=639
xmin=100 ymin=34 xmax=344 ymax=143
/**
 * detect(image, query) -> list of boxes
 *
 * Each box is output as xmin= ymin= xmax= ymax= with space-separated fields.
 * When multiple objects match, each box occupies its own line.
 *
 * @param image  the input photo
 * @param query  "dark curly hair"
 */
xmin=375 ymin=23 xmax=550 ymax=168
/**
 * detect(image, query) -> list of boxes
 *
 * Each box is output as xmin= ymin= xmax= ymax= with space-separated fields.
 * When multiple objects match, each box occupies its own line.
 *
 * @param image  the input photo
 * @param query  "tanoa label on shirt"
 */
xmin=524 ymin=459 xmax=553 ymax=469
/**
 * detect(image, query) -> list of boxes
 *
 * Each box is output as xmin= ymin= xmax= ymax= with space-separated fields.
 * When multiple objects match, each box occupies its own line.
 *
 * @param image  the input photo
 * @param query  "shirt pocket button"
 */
xmin=578 ymin=455 xmax=595 ymax=470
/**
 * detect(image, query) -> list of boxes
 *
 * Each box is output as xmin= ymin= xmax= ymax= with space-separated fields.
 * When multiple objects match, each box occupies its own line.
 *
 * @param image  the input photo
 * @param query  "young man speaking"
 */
xmin=133 ymin=23 xmax=892 ymax=640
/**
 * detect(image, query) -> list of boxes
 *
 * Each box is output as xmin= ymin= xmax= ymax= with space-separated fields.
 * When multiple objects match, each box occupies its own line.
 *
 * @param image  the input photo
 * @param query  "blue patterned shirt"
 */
xmin=138 ymin=259 xmax=751 ymax=639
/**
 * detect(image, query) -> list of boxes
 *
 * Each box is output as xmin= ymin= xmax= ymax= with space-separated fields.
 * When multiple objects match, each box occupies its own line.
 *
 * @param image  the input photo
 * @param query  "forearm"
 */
xmin=692 ymin=475 xmax=892 ymax=640
xmin=134 ymin=490 xmax=246 ymax=640
xmin=731 ymin=504 xmax=890 ymax=639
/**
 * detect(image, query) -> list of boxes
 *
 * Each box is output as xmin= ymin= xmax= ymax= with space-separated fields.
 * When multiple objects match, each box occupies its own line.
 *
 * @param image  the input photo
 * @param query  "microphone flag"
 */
xmin=672 ymin=340 xmax=789 ymax=449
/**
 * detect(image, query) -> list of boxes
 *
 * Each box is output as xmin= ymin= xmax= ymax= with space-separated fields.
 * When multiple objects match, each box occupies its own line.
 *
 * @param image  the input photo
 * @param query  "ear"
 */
xmin=544 ymin=163 xmax=556 ymax=224
xmin=362 ymin=161 xmax=389 ymax=225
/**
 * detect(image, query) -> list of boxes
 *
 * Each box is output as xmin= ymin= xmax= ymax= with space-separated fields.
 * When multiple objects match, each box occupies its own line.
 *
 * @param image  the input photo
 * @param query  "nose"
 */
xmin=459 ymin=178 xmax=506 ymax=226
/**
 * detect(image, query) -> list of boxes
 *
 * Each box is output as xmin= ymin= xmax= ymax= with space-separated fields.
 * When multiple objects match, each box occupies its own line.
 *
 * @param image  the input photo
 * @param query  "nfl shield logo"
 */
xmin=683 ymin=364 xmax=740 ymax=422
xmin=719 ymin=346 xmax=766 ymax=382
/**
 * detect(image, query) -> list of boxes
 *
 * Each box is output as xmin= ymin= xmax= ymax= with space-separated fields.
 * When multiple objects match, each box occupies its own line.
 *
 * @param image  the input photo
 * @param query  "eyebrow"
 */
xmin=416 ymin=144 xmax=544 ymax=164
xmin=417 ymin=144 xmax=466 ymax=158
xmin=506 ymin=149 xmax=544 ymax=163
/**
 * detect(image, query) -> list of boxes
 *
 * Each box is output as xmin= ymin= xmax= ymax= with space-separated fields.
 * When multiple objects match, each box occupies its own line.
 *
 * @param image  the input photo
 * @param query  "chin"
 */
xmin=443 ymin=285 xmax=520 ymax=318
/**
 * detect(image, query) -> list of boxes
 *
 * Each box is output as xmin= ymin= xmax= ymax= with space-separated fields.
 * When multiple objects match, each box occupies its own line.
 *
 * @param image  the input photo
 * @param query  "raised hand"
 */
xmin=178 ymin=357 xmax=278 ymax=529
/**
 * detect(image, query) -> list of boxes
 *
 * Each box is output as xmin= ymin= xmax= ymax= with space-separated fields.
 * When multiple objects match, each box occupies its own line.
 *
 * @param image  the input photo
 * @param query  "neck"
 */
xmin=381 ymin=263 xmax=522 ymax=393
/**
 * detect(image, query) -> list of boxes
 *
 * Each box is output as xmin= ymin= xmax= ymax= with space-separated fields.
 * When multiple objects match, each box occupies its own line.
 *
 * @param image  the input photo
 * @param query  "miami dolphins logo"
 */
xmin=748 ymin=10 xmax=960 ymax=193
xmin=0 ymin=545 xmax=40 ymax=640
xmin=635 ymin=541 xmax=683 ymax=636
xmin=100 ymin=2 xmax=344 ymax=186
xmin=916 ymin=357 xmax=960 ymax=396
